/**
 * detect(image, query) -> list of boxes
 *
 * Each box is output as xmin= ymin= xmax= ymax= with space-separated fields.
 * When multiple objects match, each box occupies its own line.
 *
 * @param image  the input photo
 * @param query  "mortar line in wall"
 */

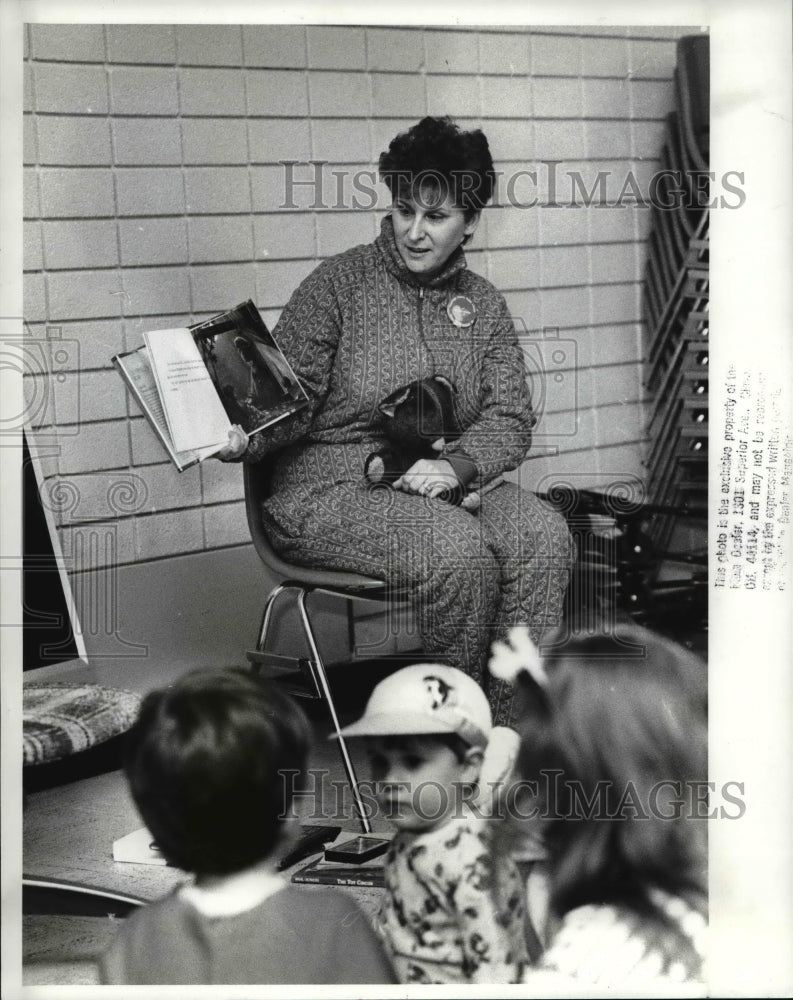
xmin=43 ymin=328 xmax=642 ymax=360
xmin=62 ymin=539 xmax=257 ymax=573
xmin=475 ymin=39 xmax=486 ymax=253
xmin=24 ymin=42 xmax=47 ymax=342
xmin=197 ymin=24 xmax=244 ymax=552
xmin=38 ymin=260 xmax=263 ymax=275
xmin=419 ymin=30 xmax=428 ymax=117
xmin=43 ymin=323 xmax=650 ymax=378
xmin=26 ymin=117 xmax=672 ymax=138
xmin=30 ymin=214 xmax=653 ymax=234
xmin=54 ymin=498 xmax=248 ymax=533
xmin=105 ymin=25 xmax=139 ymax=553
xmin=38 ymin=291 xmax=649 ymax=330
xmin=362 ymin=24 xmax=375 ymax=173
xmin=48 ymin=414 xmax=141 ymax=430
xmin=241 ymin=29 xmax=259 ymax=316
xmin=41 ymin=284 xmax=650 ymax=317
xmin=31 ymin=97 xmax=674 ymax=115
xmin=529 ymin=437 xmax=653 ymax=460
xmin=32 ymin=64 xmax=674 ymax=83
xmin=26 ymin=76 xmax=65 ymax=465
xmin=27 ymin=55 xmax=685 ymax=81
xmin=173 ymin=48 xmax=192 ymax=323
xmin=45 ymin=310 xmax=643 ymax=336
xmin=27 ymin=141 xmax=668 ymax=170
xmin=627 ymin=70 xmax=649 ymax=179
xmin=42 ymin=342 xmax=650 ymax=388
xmin=33 ymin=236 xmax=650 ymax=264
xmin=303 ymin=28 xmax=322 ymax=260
xmin=30 ymin=145 xmax=667 ymax=161
xmin=102 ymin=24 xmax=129 ymax=368
xmin=28 ymin=27 xmax=689 ymax=51
xmin=504 ymin=277 xmax=646 ymax=294
xmin=28 ymin=316 xmax=641 ymax=344
xmin=534 ymin=403 xmax=650 ymax=428
xmin=26 ymin=154 xmax=660 ymax=179
xmin=582 ymin=76 xmax=597 ymax=301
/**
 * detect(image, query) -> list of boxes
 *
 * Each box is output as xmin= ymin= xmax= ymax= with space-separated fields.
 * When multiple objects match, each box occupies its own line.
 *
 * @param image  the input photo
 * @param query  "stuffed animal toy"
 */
xmin=364 ymin=375 xmax=480 ymax=509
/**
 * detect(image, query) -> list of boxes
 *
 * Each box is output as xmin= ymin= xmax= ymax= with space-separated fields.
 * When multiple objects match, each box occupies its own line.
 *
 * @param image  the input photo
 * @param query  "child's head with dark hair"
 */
xmin=379 ymin=116 xmax=496 ymax=218
xmin=124 ymin=668 xmax=312 ymax=876
xmin=495 ymin=624 xmax=707 ymax=917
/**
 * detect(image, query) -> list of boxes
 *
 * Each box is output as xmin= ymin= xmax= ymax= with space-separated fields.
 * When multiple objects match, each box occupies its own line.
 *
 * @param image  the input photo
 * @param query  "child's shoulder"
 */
xmin=122 ymin=886 xmax=186 ymax=929
xmin=99 ymin=888 xmax=193 ymax=983
xmin=540 ymin=896 xmax=707 ymax=987
xmin=278 ymin=882 xmax=365 ymax=915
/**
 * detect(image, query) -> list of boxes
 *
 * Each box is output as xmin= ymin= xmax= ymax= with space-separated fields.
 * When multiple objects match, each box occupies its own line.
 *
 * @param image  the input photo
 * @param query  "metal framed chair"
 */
xmin=243 ymin=462 xmax=405 ymax=834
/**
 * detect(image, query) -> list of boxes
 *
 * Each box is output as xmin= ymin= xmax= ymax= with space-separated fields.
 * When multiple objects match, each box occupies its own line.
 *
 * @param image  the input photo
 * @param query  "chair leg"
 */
xmin=296 ymin=589 xmax=373 ymax=835
xmin=255 ymin=582 xmax=290 ymax=656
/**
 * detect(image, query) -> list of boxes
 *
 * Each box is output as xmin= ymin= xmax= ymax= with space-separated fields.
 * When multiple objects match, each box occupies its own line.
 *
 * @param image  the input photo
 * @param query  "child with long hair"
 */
xmin=490 ymin=623 xmax=708 ymax=990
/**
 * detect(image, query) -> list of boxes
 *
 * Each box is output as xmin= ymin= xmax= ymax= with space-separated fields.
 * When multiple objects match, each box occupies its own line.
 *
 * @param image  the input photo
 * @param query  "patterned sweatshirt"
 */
xmin=527 ymin=888 xmax=708 ymax=992
xmin=377 ymin=806 xmax=530 ymax=984
xmin=240 ymin=214 xmax=534 ymax=499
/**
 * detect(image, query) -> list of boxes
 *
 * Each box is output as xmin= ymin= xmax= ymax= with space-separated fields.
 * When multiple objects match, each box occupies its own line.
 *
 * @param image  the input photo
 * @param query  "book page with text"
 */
xmin=144 ymin=327 xmax=231 ymax=453
xmin=117 ymin=347 xmax=222 ymax=468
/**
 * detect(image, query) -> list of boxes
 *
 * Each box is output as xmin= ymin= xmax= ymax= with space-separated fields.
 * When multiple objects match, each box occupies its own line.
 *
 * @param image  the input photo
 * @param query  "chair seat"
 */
xmin=258 ymin=543 xmax=388 ymax=592
xmin=279 ymin=569 xmax=389 ymax=592
xmin=23 ymin=683 xmax=141 ymax=767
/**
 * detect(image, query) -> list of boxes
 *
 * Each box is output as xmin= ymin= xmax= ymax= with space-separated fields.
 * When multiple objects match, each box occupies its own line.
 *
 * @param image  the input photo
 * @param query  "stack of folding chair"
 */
xmin=642 ymin=34 xmax=710 ymax=564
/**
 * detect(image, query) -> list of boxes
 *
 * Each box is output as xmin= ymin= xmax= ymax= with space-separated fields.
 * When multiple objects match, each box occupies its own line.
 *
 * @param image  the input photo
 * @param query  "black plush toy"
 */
xmin=364 ymin=375 xmax=479 ymax=508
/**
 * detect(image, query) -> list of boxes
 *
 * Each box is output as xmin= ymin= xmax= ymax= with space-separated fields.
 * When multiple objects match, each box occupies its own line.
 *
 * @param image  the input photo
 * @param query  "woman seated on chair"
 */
xmin=218 ymin=116 xmax=575 ymax=725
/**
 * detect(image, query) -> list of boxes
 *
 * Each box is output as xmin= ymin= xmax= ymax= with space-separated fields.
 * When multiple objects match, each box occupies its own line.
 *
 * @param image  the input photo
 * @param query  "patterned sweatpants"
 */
xmin=263 ymin=480 xmax=575 ymax=726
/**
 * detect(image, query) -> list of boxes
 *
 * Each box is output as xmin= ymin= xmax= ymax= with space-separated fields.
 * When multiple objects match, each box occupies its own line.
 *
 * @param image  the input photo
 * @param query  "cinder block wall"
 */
xmin=22 ymin=23 xmax=694 ymax=674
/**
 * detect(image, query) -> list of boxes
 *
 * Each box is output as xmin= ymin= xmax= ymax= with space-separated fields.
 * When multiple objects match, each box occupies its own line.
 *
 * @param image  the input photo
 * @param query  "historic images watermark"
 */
xmin=278 ymin=160 xmax=746 ymax=212
xmin=280 ymin=768 xmax=747 ymax=824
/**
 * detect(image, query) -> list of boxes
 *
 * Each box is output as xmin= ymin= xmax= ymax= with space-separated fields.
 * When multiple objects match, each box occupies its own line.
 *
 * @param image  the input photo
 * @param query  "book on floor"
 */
xmin=112 ymin=826 xmax=172 ymax=866
xmin=291 ymin=855 xmax=386 ymax=889
xmin=290 ymin=833 xmax=392 ymax=889
xmin=113 ymin=299 xmax=308 ymax=471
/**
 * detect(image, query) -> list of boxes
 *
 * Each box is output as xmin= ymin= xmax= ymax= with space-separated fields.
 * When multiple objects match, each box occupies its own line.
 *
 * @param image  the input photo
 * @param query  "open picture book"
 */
xmin=112 ymin=300 xmax=308 ymax=471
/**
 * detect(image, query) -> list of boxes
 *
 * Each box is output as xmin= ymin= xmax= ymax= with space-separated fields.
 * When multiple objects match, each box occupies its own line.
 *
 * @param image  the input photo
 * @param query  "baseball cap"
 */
xmin=335 ymin=664 xmax=492 ymax=749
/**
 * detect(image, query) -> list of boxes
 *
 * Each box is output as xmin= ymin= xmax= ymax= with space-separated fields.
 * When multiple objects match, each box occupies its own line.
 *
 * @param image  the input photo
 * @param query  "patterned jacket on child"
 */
xmin=377 ymin=804 xmax=529 ymax=984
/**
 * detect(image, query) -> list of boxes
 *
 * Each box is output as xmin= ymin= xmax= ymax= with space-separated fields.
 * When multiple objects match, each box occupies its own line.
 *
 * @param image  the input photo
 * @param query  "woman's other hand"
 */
xmin=394 ymin=458 xmax=460 ymax=499
xmin=215 ymin=424 xmax=249 ymax=461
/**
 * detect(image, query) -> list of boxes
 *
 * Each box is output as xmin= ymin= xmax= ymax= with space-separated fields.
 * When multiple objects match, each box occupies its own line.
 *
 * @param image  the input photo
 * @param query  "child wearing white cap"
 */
xmin=337 ymin=663 xmax=532 ymax=984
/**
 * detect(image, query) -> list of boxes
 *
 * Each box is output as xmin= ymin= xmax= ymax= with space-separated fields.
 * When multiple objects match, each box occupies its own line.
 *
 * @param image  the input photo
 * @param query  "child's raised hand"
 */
xmin=215 ymin=424 xmax=249 ymax=460
xmin=473 ymin=725 xmax=521 ymax=817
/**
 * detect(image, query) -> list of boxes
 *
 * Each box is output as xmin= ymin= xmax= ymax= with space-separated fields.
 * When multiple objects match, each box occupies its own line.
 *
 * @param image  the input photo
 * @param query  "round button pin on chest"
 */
xmin=447 ymin=295 xmax=476 ymax=328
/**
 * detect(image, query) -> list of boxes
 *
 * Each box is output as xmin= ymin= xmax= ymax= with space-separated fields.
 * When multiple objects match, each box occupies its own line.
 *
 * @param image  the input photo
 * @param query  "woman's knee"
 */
xmin=408 ymin=514 xmax=500 ymax=595
xmin=537 ymin=501 xmax=576 ymax=568
xmin=481 ymin=486 xmax=574 ymax=563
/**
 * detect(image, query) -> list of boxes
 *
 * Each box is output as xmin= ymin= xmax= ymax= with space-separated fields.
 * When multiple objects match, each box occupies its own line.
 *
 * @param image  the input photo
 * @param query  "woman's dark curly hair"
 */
xmin=378 ymin=116 xmax=496 ymax=217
